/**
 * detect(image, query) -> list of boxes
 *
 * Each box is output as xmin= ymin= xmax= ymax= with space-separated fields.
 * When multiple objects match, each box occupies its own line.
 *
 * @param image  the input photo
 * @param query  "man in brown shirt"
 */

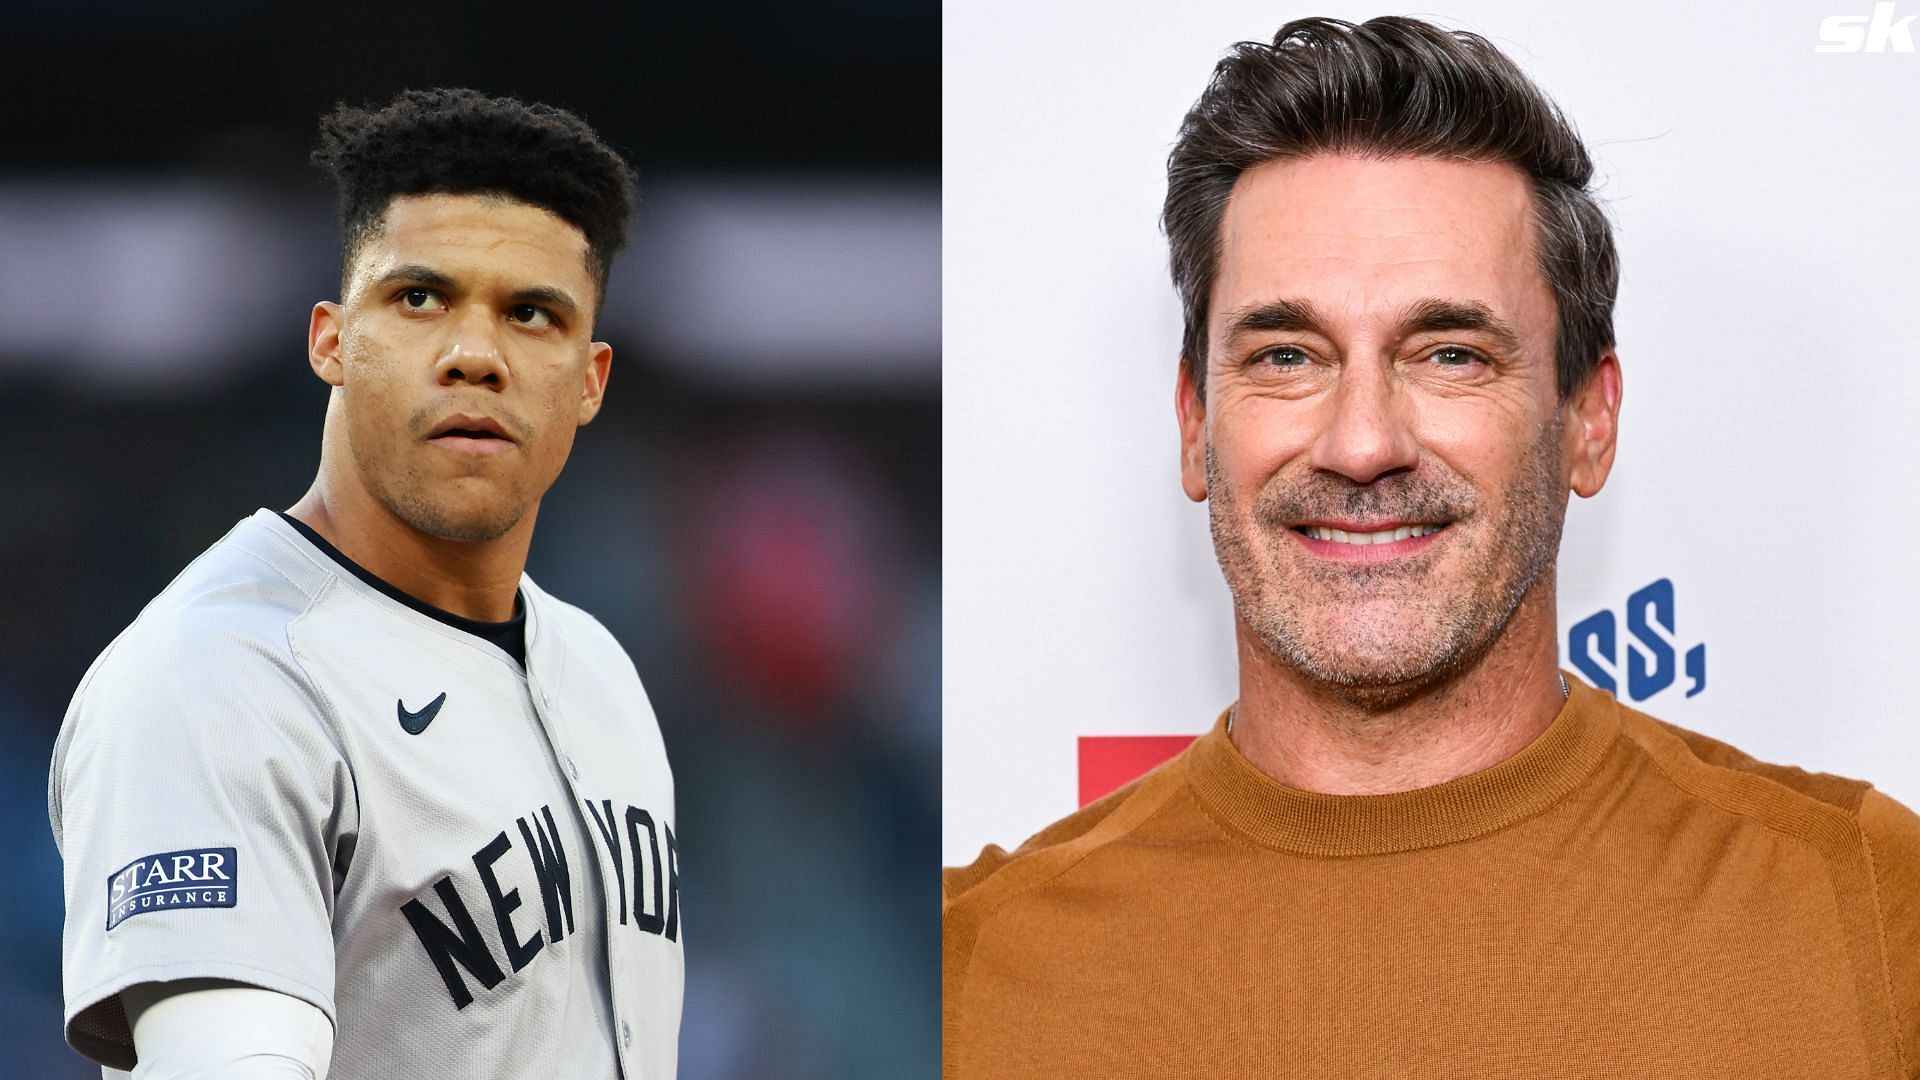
xmin=943 ymin=16 xmax=1920 ymax=1078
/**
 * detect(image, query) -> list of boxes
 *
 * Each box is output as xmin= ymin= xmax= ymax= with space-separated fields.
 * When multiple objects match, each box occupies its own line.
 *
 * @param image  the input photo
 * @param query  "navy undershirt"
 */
xmin=274 ymin=510 xmax=527 ymax=665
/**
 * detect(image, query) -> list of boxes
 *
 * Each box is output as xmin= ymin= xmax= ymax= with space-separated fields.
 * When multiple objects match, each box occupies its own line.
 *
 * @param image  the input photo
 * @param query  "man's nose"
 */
xmin=433 ymin=306 xmax=510 ymax=388
xmin=1307 ymin=361 xmax=1419 ymax=484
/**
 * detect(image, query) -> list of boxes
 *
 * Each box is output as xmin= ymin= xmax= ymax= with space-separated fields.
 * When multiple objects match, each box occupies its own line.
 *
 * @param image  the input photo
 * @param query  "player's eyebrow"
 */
xmin=1220 ymin=296 xmax=1523 ymax=353
xmin=508 ymin=284 xmax=580 ymax=322
xmin=373 ymin=264 xmax=580 ymax=322
xmin=373 ymin=264 xmax=459 ymax=292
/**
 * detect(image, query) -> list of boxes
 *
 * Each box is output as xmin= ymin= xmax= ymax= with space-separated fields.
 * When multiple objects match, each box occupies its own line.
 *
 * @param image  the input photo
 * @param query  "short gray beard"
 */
xmin=1206 ymin=415 xmax=1567 ymax=708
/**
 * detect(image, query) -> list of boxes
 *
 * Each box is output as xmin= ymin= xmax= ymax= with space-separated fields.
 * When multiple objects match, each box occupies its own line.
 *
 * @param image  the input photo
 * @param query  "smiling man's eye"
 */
xmin=400 ymin=288 xmax=441 ymax=310
xmin=1431 ymin=346 xmax=1482 ymax=367
xmin=1258 ymin=345 xmax=1309 ymax=368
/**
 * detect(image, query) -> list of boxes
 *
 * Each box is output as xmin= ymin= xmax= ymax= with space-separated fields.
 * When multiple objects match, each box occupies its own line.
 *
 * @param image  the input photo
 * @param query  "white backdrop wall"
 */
xmin=943 ymin=0 xmax=1920 ymax=866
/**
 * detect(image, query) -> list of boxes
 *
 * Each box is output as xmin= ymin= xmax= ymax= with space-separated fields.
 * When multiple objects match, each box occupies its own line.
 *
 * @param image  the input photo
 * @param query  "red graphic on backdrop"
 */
xmin=1077 ymin=736 xmax=1197 ymax=806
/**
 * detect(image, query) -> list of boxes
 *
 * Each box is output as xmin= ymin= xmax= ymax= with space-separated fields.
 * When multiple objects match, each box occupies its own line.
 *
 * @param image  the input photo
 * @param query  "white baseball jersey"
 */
xmin=48 ymin=508 xmax=683 ymax=1078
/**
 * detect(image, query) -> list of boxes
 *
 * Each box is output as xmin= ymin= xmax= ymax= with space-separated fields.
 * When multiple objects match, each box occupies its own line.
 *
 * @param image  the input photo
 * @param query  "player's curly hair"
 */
xmin=312 ymin=87 xmax=637 ymax=310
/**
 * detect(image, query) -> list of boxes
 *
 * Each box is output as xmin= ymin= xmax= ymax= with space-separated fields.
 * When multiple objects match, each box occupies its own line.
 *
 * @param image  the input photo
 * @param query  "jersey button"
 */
xmin=565 ymin=755 xmax=580 ymax=780
xmin=621 ymin=1020 xmax=632 ymax=1048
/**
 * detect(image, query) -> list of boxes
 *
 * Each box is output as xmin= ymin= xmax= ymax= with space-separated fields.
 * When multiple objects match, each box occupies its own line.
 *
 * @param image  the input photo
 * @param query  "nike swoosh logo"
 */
xmin=398 ymin=691 xmax=447 ymax=735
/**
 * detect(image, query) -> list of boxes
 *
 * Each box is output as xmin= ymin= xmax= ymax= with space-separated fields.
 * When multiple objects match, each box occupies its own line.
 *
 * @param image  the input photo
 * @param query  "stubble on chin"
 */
xmin=1204 ymin=417 xmax=1566 ymax=706
xmin=353 ymin=428 xmax=533 ymax=544
xmin=387 ymin=481 xmax=527 ymax=543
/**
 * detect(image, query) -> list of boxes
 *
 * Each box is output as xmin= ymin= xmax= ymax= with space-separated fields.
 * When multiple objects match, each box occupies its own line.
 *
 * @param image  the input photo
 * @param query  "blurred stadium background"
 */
xmin=0 ymin=3 xmax=937 ymax=1077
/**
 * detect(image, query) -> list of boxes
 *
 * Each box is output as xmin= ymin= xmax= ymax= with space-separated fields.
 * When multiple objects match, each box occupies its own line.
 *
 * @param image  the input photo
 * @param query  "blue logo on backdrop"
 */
xmin=105 ymin=847 xmax=237 ymax=931
xmin=1568 ymin=579 xmax=1707 ymax=702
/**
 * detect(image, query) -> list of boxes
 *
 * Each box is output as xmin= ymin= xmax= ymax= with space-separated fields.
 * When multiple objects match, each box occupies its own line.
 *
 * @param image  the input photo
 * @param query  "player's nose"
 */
xmin=433 ymin=307 xmax=510 ymax=389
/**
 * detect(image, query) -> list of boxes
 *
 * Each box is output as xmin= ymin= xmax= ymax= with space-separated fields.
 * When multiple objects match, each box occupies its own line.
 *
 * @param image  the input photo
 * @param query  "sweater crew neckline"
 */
xmin=1184 ymin=672 xmax=1623 ymax=857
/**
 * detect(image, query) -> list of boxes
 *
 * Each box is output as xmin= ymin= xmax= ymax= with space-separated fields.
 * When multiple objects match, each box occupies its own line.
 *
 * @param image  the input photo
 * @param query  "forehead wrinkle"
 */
xmin=1213 ymin=156 xmax=1553 ymax=357
xmin=1216 ymin=240 xmax=1541 ymax=345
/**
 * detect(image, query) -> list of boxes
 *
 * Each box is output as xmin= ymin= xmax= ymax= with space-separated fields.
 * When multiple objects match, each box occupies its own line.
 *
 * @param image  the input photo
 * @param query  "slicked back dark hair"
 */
xmin=312 ymin=87 xmax=637 ymax=312
xmin=1163 ymin=16 xmax=1617 ymax=402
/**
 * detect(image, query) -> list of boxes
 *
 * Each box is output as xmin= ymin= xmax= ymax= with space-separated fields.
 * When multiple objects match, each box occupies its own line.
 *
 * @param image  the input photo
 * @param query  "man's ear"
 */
xmin=308 ymin=302 xmax=345 ymax=388
xmin=1566 ymin=351 xmax=1622 ymax=498
xmin=578 ymin=341 xmax=612 ymax=425
xmin=1176 ymin=359 xmax=1209 ymax=503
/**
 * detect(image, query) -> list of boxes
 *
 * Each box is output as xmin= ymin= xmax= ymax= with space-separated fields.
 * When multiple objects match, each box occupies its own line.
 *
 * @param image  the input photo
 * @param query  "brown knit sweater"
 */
xmin=943 ymin=675 xmax=1920 ymax=1078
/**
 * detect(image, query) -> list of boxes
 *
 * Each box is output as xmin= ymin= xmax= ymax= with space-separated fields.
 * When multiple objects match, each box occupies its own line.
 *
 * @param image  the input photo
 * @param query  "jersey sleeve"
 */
xmin=48 ymin=615 xmax=356 ymax=1071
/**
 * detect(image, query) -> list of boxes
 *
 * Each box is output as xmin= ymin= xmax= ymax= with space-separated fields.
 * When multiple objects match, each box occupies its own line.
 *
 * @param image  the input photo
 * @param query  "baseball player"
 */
xmin=48 ymin=88 xmax=681 ymax=1078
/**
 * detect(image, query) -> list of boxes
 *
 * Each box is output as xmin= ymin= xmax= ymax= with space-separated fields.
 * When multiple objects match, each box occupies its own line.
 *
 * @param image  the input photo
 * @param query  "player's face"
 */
xmin=317 ymin=193 xmax=610 ymax=543
xmin=1176 ymin=154 xmax=1617 ymax=696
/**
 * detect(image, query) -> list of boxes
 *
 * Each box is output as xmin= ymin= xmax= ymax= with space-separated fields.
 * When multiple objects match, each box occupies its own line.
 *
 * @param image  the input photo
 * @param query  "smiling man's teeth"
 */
xmin=1301 ymin=524 xmax=1443 ymax=544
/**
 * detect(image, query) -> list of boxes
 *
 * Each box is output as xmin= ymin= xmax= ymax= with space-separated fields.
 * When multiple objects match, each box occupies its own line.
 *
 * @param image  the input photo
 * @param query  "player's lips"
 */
xmin=427 ymin=413 xmax=517 ymax=455
xmin=1288 ymin=520 xmax=1450 ymax=562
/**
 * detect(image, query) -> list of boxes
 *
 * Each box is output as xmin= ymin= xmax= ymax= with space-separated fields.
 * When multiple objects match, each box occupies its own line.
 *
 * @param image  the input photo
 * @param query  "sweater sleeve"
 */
xmin=1861 ymin=787 xmax=1920 ymax=1077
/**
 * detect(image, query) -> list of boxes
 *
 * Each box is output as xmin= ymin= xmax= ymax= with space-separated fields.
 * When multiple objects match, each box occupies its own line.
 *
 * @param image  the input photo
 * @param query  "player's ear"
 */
xmin=308 ymin=302 xmax=345 ymax=388
xmin=1565 ymin=350 xmax=1622 ymax=499
xmin=1176 ymin=358 xmax=1209 ymax=503
xmin=577 ymin=341 xmax=612 ymax=425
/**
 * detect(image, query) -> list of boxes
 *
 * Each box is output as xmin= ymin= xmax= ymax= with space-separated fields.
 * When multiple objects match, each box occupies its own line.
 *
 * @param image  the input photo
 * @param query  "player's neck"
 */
xmin=286 ymin=479 xmax=532 ymax=625
xmin=1226 ymin=586 xmax=1566 ymax=797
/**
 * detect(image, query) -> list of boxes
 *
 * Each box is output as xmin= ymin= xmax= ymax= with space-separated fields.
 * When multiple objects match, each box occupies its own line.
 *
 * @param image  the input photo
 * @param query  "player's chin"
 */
xmin=398 ymin=486 xmax=529 ymax=543
xmin=431 ymin=511 xmax=525 ymax=543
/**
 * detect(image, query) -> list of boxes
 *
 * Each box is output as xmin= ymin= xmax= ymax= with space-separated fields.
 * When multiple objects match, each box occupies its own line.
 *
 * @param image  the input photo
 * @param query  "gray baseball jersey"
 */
xmin=49 ymin=508 xmax=683 ymax=1078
